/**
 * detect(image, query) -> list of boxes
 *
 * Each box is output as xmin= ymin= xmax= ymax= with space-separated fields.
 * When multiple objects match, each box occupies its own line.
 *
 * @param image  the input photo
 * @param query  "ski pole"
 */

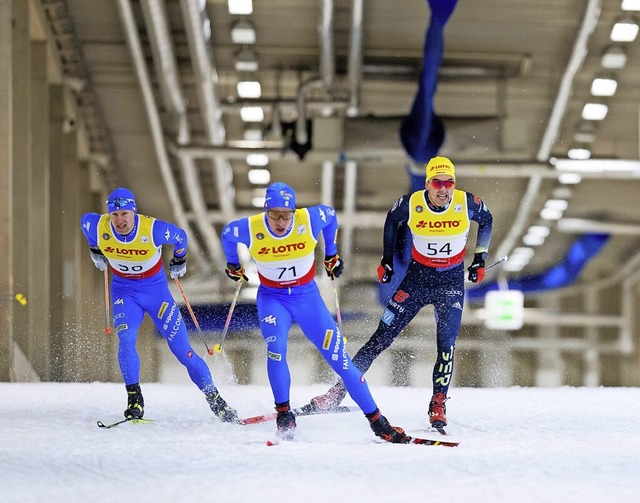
xmin=174 ymin=277 xmax=214 ymax=356
xmin=103 ymin=269 xmax=112 ymax=334
xmin=214 ymin=279 xmax=243 ymax=354
xmin=332 ymin=279 xmax=344 ymax=335
xmin=486 ymin=255 xmax=508 ymax=271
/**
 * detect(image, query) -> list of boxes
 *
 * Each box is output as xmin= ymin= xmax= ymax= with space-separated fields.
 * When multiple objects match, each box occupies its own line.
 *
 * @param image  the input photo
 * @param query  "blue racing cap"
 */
xmin=264 ymin=182 xmax=296 ymax=210
xmin=106 ymin=187 xmax=137 ymax=213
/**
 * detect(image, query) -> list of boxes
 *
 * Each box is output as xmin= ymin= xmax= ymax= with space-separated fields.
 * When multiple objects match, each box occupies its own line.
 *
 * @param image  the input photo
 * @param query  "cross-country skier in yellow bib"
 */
xmin=222 ymin=182 xmax=411 ymax=443
xmin=306 ymin=157 xmax=494 ymax=431
xmin=81 ymin=188 xmax=238 ymax=423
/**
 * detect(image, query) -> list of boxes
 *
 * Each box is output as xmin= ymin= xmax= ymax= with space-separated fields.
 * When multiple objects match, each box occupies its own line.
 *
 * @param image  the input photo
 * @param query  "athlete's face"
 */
xmin=426 ymin=176 xmax=455 ymax=207
xmin=109 ymin=210 xmax=135 ymax=235
xmin=265 ymin=207 xmax=294 ymax=236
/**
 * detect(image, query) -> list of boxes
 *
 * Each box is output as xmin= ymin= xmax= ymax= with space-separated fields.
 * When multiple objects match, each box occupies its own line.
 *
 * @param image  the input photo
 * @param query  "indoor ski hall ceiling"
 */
xmin=35 ymin=0 xmax=640 ymax=305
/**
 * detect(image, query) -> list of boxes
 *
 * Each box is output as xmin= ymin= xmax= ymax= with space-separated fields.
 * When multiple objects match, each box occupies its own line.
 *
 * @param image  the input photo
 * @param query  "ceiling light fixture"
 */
xmin=523 ymin=234 xmax=545 ymax=247
xmin=240 ymin=106 xmax=264 ymax=122
xmin=246 ymin=153 xmax=269 ymax=166
xmin=243 ymin=127 xmax=263 ymax=141
xmin=540 ymin=207 xmax=563 ymax=221
xmin=554 ymin=159 xmax=640 ymax=173
xmin=234 ymin=47 xmax=258 ymax=72
xmin=622 ymin=0 xmax=640 ymax=10
xmin=231 ymin=19 xmax=256 ymax=44
xmin=251 ymin=196 xmax=265 ymax=208
xmin=601 ymin=44 xmax=628 ymax=69
xmin=523 ymin=225 xmax=550 ymax=247
xmin=573 ymin=121 xmax=596 ymax=143
xmin=237 ymin=80 xmax=262 ymax=99
xmin=544 ymin=199 xmax=569 ymax=212
xmin=582 ymin=102 xmax=608 ymax=121
xmin=567 ymin=146 xmax=591 ymax=160
xmin=610 ymin=14 xmax=639 ymax=42
xmin=228 ymin=0 xmax=253 ymax=15
xmin=590 ymin=74 xmax=618 ymax=96
xmin=552 ymin=187 xmax=573 ymax=199
xmin=527 ymin=225 xmax=551 ymax=238
xmin=558 ymin=172 xmax=582 ymax=185
xmin=248 ymin=168 xmax=270 ymax=185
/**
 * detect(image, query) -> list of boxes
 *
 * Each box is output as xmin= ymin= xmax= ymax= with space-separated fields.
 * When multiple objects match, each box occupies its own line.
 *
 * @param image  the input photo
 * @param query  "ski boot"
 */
xmin=124 ymin=383 xmax=144 ymax=419
xmin=206 ymin=390 xmax=239 ymax=423
xmin=306 ymin=380 xmax=348 ymax=413
xmin=428 ymin=392 xmax=448 ymax=429
xmin=275 ymin=401 xmax=296 ymax=441
xmin=366 ymin=408 xmax=409 ymax=443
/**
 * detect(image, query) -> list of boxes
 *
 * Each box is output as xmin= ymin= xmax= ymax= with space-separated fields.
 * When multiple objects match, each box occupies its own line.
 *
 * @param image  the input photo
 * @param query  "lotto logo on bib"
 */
xmin=103 ymin=246 xmax=149 ymax=256
xmin=415 ymin=220 xmax=460 ymax=229
xmin=257 ymin=242 xmax=307 ymax=256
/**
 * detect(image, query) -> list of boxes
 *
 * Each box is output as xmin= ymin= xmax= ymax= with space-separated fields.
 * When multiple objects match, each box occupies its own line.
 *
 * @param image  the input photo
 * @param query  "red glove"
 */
xmin=377 ymin=256 xmax=394 ymax=283
xmin=467 ymin=253 xmax=486 ymax=283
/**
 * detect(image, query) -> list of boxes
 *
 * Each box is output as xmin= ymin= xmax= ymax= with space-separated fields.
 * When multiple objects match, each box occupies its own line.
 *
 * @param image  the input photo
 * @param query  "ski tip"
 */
xmin=266 ymin=440 xmax=276 ymax=446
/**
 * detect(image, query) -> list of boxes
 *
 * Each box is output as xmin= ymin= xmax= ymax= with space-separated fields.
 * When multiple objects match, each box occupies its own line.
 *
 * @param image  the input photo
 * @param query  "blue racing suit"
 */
xmin=353 ymin=190 xmax=493 ymax=395
xmin=222 ymin=205 xmax=377 ymax=414
xmin=80 ymin=212 xmax=217 ymax=393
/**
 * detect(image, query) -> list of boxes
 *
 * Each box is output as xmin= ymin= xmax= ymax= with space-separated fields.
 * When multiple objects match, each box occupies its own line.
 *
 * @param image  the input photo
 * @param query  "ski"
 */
xmin=265 ymin=433 xmax=459 ymax=447
xmin=97 ymin=417 xmax=154 ymax=429
xmin=407 ymin=435 xmax=459 ymax=447
xmin=240 ymin=405 xmax=358 ymax=425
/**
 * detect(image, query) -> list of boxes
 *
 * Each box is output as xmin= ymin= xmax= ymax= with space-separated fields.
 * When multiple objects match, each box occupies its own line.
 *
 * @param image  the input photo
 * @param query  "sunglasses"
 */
xmin=266 ymin=210 xmax=294 ymax=221
xmin=429 ymin=179 xmax=455 ymax=189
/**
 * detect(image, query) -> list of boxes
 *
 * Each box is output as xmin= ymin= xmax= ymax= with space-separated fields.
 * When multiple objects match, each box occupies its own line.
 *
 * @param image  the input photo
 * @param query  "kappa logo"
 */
xmin=164 ymin=228 xmax=170 ymax=241
xmin=452 ymin=302 xmax=463 ymax=310
xmin=114 ymin=298 xmax=125 ymax=305
xmin=262 ymin=315 xmax=277 ymax=326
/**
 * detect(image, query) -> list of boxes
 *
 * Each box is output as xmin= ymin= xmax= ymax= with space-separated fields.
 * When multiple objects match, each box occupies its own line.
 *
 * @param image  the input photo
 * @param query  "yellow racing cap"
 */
xmin=426 ymin=156 xmax=456 ymax=180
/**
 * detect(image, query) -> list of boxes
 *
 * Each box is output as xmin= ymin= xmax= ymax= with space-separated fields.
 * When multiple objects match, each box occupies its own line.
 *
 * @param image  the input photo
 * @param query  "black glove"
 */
xmin=89 ymin=246 xmax=108 ymax=271
xmin=225 ymin=262 xmax=248 ymax=282
xmin=467 ymin=252 xmax=487 ymax=283
xmin=377 ymin=256 xmax=394 ymax=283
xmin=323 ymin=254 xmax=344 ymax=279
xmin=169 ymin=255 xmax=187 ymax=279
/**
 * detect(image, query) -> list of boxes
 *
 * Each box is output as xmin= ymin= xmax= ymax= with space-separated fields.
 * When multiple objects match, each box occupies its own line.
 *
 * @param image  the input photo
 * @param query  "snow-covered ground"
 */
xmin=1 ymin=382 xmax=639 ymax=502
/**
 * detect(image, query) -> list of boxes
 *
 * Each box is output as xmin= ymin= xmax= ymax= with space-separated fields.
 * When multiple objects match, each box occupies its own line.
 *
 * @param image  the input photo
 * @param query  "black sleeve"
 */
xmin=381 ymin=194 xmax=411 ymax=259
